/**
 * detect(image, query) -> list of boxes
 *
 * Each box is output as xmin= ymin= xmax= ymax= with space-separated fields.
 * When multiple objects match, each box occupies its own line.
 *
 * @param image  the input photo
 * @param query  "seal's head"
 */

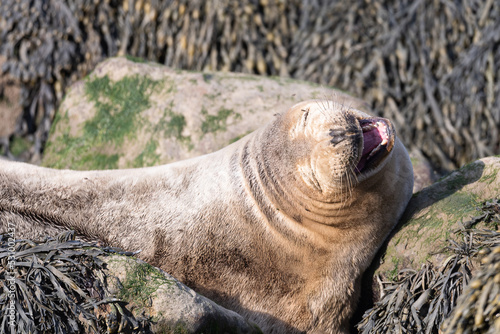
xmin=272 ymin=99 xmax=400 ymax=199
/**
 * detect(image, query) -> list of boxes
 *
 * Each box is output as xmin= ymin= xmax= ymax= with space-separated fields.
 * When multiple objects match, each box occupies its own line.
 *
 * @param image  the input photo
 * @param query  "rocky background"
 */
xmin=1 ymin=0 xmax=499 ymax=171
xmin=41 ymin=57 xmax=371 ymax=171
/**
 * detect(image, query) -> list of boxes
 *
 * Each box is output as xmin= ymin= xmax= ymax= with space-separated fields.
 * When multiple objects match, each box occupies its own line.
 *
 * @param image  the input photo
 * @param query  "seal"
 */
xmin=0 ymin=99 xmax=414 ymax=333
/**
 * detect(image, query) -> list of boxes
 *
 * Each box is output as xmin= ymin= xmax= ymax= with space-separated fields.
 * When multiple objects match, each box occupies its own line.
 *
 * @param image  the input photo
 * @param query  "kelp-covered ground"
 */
xmin=357 ymin=199 xmax=500 ymax=334
xmin=358 ymin=228 xmax=500 ymax=333
xmin=0 ymin=0 xmax=499 ymax=170
xmin=0 ymin=231 xmax=150 ymax=333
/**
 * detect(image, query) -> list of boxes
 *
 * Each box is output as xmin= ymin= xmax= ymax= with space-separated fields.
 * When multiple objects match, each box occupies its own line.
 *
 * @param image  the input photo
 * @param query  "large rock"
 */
xmin=378 ymin=156 xmax=500 ymax=278
xmin=43 ymin=57 xmax=368 ymax=170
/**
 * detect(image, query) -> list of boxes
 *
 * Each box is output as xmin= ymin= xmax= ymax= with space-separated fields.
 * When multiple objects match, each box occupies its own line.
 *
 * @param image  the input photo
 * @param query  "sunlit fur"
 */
xmin=0 ymin=99 xmax=413 ymax=333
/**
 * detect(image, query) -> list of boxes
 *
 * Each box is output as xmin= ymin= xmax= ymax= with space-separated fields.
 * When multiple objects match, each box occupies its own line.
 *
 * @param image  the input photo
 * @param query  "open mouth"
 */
xmin=356 ymin=118 xmax=394 ymax=174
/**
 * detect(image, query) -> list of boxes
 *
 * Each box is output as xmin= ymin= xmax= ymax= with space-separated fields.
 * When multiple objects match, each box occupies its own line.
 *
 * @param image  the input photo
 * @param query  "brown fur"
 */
xmin=0 ymin=100 xmax=413 ymax=333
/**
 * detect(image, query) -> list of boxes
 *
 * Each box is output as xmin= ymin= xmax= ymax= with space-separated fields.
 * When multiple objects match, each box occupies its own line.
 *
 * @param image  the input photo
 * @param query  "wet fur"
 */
xmin=0 ymin=100 xmax=413 ymax=333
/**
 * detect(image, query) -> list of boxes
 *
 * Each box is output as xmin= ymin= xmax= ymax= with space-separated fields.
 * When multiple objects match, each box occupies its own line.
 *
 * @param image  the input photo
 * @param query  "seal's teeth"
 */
xmin=368 ymin=144 xmax=382 ymax=159
xmin=362 ymin=123 xmax=376 ymax=131
xmin=381 ymin=138 xmax=388 ymax=146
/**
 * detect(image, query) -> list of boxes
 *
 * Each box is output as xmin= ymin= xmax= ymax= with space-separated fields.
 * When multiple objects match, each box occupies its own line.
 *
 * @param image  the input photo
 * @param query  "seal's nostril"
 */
xmin=329 ymin=129 xmax=347 ymax=145
xmin=329 ymin=129 xmax=345 ymax=137
xmin=329 ymin=128 xmax=360 ymax=145
xmin=330 ymin=136 xmax=346 ymax=145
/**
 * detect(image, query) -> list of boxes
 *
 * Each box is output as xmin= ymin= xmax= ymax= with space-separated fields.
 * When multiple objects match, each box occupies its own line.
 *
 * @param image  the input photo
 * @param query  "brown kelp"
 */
xmin=1 ymin=0 xmax=499 ymax=169
xmin=441 ymin=245 xmax=500 ymax=334
xmin=0 ymin=231 xmax=148 ymax=333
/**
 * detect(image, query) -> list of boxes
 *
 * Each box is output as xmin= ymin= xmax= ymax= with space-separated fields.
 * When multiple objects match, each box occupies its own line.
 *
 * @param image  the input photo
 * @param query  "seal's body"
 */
xmin=0 ymin=100 xmax=413 ymax=333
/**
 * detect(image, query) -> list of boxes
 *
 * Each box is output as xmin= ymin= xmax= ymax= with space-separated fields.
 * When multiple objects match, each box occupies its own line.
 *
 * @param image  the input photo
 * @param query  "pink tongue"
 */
xmin=362 ymin=128 xmax=383 ymax=156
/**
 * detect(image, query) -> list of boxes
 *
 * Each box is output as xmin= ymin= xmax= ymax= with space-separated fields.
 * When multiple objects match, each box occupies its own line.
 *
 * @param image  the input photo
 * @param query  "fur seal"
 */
xmin=0 ymin=99 xmax=413 ymax=333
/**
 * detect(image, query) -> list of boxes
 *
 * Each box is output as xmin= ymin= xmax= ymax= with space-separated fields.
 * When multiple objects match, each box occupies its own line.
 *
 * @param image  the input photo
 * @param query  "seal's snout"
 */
xmin=355 ymin=117 xmax=395 ymax=174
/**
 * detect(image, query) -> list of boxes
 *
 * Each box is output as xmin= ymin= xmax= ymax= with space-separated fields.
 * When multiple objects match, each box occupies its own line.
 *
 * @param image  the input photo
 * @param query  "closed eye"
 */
xmin=301 ymin=108 xmax=310 ymax=126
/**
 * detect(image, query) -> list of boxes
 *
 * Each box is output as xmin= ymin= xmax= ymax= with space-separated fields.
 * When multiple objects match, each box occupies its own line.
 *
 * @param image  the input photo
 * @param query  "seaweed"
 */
xmin=0 ymin=231 xmax=151 ymax=333
xmin=0 ymin=0 xmax=499 ymax=170
xmin=357 ymin=200 xmax=500 ymax=333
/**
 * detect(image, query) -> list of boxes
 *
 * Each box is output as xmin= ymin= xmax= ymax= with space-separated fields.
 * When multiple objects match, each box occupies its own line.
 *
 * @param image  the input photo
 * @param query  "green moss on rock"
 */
xmin=155 ymin=106 xmax=192 ymax=149
xmin=387 ymin=257 xmax=400 ymax=281
xmin=201 ymin=108 xmax=242 ymax=134
xmin=133 ymin=139 xmax=160 ymax=168
xmin=43 ymin=74 xmax=163 ymax=170
xmin=382 ymin=192 xmax=481 ymax=273
xmin=44 ymin=124 xmax=120 ymax=170
xmin=378 ymin=159 xmax=498 ymax=278
xmin=88 ymin=152 xmax=120 ymax=169
xmin=161 ymin=111 xmax=186 ymax=139
xmin=84 ymin=74 xmax=158 ymax=146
